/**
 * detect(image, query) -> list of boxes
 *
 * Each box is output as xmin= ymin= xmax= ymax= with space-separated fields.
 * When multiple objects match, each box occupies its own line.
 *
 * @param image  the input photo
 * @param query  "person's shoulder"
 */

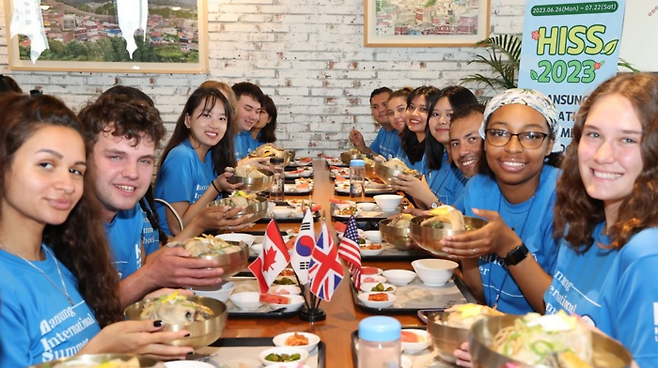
xmin=464 ymin=173 xmax=495 ymax=190
xmin=164 ymin=141 xmax=196 ymax=163
xmin=618 ymin=228 xmax=658 ymax=267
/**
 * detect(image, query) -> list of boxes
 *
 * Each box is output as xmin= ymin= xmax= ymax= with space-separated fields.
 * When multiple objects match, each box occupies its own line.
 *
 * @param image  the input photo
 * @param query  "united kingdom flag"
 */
xmin=308 ymin=220 xmax=344 ymax=301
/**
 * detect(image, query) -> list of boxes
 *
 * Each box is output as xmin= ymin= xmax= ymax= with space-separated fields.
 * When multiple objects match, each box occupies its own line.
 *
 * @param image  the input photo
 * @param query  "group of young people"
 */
xmin=0 ymin=80 xmax=282 ymax=367
xmin=352 ymin=75 xmax=658 ymax=367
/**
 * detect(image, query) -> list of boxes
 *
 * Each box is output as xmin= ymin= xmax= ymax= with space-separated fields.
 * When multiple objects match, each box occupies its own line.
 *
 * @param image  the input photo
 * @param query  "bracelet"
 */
xmin=211 ymin=180 xmax=220 ymax=193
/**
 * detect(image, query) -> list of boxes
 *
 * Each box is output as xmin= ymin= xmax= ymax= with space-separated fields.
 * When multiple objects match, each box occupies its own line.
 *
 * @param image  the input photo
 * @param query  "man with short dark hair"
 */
xmin=350 ymin=87 xmax=400 ymax=159
xmin=232 ymin=82 xmax=266 ymax=160
xmin=449 ymin=104 xmax=485 ymax=178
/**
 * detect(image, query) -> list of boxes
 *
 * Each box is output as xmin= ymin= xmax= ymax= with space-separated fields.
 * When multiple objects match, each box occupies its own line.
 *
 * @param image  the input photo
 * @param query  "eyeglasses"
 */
xmin=485 ymin=129 xmax=549 ymax=149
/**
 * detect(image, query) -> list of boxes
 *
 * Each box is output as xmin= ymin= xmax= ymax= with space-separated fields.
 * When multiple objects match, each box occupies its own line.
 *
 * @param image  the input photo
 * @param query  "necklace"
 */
xmin=0 ymin=243 xmax=73 ymax=306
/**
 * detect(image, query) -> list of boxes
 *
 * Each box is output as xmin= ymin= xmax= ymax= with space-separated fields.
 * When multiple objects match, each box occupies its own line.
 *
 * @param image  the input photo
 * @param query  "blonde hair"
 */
xmin=199 ymin=80 xmax=237 ymax=114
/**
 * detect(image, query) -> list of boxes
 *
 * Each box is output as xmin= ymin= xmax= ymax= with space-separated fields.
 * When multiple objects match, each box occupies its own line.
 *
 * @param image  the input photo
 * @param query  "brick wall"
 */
xmin=0 ymin=0 xmax=526 ymax=157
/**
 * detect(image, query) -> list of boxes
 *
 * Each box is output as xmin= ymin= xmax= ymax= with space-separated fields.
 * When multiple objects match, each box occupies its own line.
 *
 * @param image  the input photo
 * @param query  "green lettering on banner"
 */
xmin=530 ymin=59 xmax=600 ymax=84
xmin=531 ymin=2 xmax=619 ymax=16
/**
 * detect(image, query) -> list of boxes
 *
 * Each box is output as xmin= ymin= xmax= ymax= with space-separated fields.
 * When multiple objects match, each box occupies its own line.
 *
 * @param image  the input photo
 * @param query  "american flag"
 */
xmin=308 ymin=220 xmax=344 ymax=301
xmin=337 ymin=216 xmax=362 ymax=289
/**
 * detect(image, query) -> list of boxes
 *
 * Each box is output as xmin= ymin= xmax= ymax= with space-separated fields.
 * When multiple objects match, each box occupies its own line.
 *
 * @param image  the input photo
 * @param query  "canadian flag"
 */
xmin=248 ymin=220 xmax=290 ymax=294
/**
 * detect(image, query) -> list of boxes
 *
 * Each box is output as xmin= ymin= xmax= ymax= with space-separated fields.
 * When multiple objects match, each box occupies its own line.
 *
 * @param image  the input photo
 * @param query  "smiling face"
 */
xmin=578 ymin=94 xmax=643 ymax=209
xmin=186 ymin=97 xmax=228 ymax=155
xmin=3 ymin=126 xmax=86 ymax=227
xmin=234 ymin=95 xmax=261 ymax=133
xmin=387 ymin=96 xmax=408 ymax=132
xmin=371 ymin=92 xmax=391 ymax=126
xmin=91 ymin=127 xmax=156 ymax=221
xmin=428 ymin=97 xmax=452 ymax=146
xmin=484 ymin=104 xmax=552 ymax=199
xmin=406 ymin=95 xmax=429 ymax=134
xmin=450 ymin=112 xmax=484 ymax=178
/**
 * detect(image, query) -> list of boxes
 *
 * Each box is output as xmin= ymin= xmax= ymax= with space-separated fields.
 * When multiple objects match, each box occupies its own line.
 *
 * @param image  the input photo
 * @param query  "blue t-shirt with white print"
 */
xmin=105 ymin=204 xmax=143 ymax=279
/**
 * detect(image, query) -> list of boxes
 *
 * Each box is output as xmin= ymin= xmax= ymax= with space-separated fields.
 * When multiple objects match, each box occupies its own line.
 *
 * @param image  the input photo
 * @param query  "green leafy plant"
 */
xmin=460 ymin=34 xmax=522 ymax=94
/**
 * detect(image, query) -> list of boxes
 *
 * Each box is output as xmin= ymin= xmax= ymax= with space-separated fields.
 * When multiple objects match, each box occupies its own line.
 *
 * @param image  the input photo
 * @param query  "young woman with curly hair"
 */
xmin=0 ymin=94 xmax=191 ymax=366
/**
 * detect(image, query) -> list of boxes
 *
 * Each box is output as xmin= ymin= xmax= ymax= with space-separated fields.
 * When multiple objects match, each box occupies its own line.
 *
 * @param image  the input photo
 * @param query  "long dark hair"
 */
xmin=400 ymin=86 xmax=440 ymax=164
xmin=425 ymin=86 xmax=478 ymax=170
xmin=160 ymin=87 xmax=236 ymax=176
xmin=0 ymin=93 xmax=121 ymax=326
xmin=258 ymin=95 xmax=277 ymax=143
xmin=554 ymin=73 xmax=658 ymax=253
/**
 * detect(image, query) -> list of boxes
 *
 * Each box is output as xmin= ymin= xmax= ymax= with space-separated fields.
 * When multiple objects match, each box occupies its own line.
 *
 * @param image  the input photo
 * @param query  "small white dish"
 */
xmin=356 ymin=202 xmax=378 ymax=212
xmin=272 ymin=332 xmax=321 ymax=352
xmin=361 ymin=266 xmax=383 ymax=275
xmin=359 ymin=245 xmax=385 ymax=256
xmin=191 ymin=281 xmax=235 ymax=302
xmin=217 ymin=233 xmax=256 ymax=246
xmin=358 ymin=292 xmax=396 ymax=308
xmin=229 ymin=291 xmax=262 ymax=311
xmin=333 ymin=200 xmax=356 ymax=210
xmin=269 ymin=285 xmax=302 ymax=295
xmin=251 ymin=243 xmax=263 ymax=255
xmin=259 ymin=346 xmax=309 ymax=366
xmin=266 ymin=294 xmax=305 ymax=312
xmin=401 ymin=329 xmax=430 ymax=353
xmin=272 ymin=206 xmax=294 ymax=218
xmin=360 ymin=282 xmax=397 ymax=293
xmin=362 ymin=230 xmax=383 ymax=243
xmin=165 ymin=361 xmax=215 ymax=368
xmin=382 ymin=269 xmax=417 ymax=286
xmin=360 ymin=274 xmax=387 ymax=284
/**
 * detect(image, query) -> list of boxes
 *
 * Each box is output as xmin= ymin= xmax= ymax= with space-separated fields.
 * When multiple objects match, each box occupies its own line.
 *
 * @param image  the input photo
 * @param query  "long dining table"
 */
xmin=219 ymin=158 xmax=427 ymax=367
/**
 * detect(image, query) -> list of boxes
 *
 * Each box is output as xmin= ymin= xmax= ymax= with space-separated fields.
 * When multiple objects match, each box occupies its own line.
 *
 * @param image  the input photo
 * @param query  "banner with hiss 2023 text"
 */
xmin=518 ymin=0 xmax=626 ymax=152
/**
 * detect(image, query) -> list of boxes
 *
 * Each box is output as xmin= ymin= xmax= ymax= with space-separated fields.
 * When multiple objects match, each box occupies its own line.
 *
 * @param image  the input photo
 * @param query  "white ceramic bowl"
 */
xmin=272 ymin=207 xmax=294 ymax=218
xmin=360 ymin=274 xmax=387 ymax=284
xmin=401 ymin=329 xmax=431 ymax=353
xmin=269 ymin=285 xmax=302 ymax=295
xmin=360 ymin=282 xmax=397 ymax=293
xmin=273 ymin=332 xmax=321 ymax=352
xmin=359 ymin=245 xmax=384 ymax=256
xmin=373 ymin=194 xmax=403 ymax=212
xmin=251 ymin=243 xmax=263 ymax=255
xmin=358 ymin=292 xmax=396 ymax=308
xmin=267 ymin=294 xmax=305 ymax=312
xmin=217 ymin=233 xmax=256 ymax=246
xmin=382 ymin=269 xmax=417 ymax=286
xmin=356 ymin=202 xmax=378 ymax=212
xmin=165 ymin=361 xmax=215 ymax=368
xmin=229 ymin=291 xmax=263 ymax=311
xmin=362 ymin=230 xmax=383 ymax=243
xmin=333 ymin=200 xmax=356 ymax=210
xmin=411 ymin=259 xmax=458 ymax=287
xmin=259 ymin=346 xmax=309 ymax=366
xmin=361 ymin=266 xmax=383 ymax=275
xmin=191 ymin=281 xmax=236 ymax=302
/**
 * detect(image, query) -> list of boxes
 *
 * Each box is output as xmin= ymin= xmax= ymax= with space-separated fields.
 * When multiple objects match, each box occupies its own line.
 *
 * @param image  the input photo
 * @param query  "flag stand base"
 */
xmin=299 ymin=307 xmax=326 ymax=322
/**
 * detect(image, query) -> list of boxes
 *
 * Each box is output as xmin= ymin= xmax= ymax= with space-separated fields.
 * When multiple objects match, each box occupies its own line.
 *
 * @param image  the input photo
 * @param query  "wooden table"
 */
xmin=221 ymin=159 xmax=425 ymax=367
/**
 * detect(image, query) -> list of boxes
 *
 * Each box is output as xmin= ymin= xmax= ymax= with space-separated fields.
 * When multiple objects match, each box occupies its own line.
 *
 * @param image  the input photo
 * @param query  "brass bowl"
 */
xmin=228 ymin=169 xmax=274 ymax=192
xmin=373 ymin=161 xmax=422 ymax=185
xmin=409 ymin=215 xmax=487 ymax=257
xmin=249 ymin=148 xmax=294 ymax=166
xmin=470 ymin=315 xmax=632 ymax=368
xmin=209 ymin=196 xmax=268 ymax=223
xmin=426 ymin=311 xmax=470 ymax=363
xmin=124 ymin=296 xmax=228 ymax=350
xmin=201 ymin=241 xmax=249 ymax=278
xmin=28 ymin=354 xmax=164 ymax=368
xmin=364 ymin=161 xmax=379 ymax=181
xmin=340 ymin=150 xmax=365 ymax=165
xmin=378 ymin=219 xmax=411 ymax=251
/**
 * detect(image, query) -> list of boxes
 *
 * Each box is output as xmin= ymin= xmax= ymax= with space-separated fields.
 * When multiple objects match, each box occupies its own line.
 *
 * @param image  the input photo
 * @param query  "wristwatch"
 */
xmin=503 ymin=243 xmax=529 ymax=266
xmin=429 ymin=201 xmax=442 ymax=209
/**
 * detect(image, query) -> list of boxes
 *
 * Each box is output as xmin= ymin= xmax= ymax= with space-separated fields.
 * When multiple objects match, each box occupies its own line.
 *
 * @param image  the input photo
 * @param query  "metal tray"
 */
xmin=188 ymin=337 xmax=326 ymax=368
xmin=351 ymin=275 xmax=476 ymax=315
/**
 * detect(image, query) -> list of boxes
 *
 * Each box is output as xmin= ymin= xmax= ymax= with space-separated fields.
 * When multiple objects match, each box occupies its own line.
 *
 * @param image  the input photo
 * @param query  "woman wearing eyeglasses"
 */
xmin=442 ymin=88 xmax=563 ymax=315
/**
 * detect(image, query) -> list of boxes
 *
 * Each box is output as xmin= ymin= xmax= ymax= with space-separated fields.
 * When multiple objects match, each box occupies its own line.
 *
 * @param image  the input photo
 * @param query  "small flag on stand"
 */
xmin=337 ymin=216 xmax=362 ymax=290
xmin=308 ymin=220 xmax=344 ymax=302
xmin=248 ymin=219 xmax=290 ymax=294
xmin=291 ymin=209 xmax=315 ymax=285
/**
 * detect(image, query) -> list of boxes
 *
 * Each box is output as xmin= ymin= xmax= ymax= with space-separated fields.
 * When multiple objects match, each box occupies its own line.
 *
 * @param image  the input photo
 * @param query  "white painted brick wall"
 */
xmin=0 ymin=0 xmax=524 ymax=157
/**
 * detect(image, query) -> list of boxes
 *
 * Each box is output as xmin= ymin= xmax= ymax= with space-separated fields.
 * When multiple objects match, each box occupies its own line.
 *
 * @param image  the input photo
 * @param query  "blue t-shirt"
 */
xmin=105 ymin=204 xmax=143 ymax=280
xmin=454 ymin=165 xmax=560 ymax=315
xmin=155 ymin=139 xmax=217 ymax=236
xmin=234 ymin=130 xmax=253 ymax=161
xmin=140 ymin=200 xmax=160 ymax=255
xmin=0 ymin=246 xmax=101 ymax=367
xmin=426 ymin=152 xmax=467 ymax=206
xmin=371 ymin=127 xmax=401 ymax=160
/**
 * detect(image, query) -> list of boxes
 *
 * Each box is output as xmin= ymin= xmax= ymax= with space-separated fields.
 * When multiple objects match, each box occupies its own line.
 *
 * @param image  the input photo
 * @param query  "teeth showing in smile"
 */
xmin=461 ymin=159 xmax=476 ymax=167
xmin=502 ymin=161 xmax=525 ymax=167
xmin=116 ymin=185 xmax=135 ymax=192
xmin=206 ymin=132 xmax=218 ymax=137
xmin=593 ymin=170 xmax=622 ymax=179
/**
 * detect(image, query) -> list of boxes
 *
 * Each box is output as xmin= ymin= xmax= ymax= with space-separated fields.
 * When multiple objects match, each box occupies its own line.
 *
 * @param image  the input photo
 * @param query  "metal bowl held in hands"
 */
xmin=203 ymin=241 xmax=249 ymax=279
xmin=409 ymin=215 xmax=487 ymax=257
xmin=425 ymin=311 xmax=470 ymax=363
xmin=340 ymin=150 xmax=365 ymax=165
xmin=124 ymin=296 xmax=228 ymax=350
xmin=210 ymin=196 xmax=268 ymax=223
xmin=373 ymin=161 xmax=422 ymax=185
xmin=28 ymin=354 xmax=165 ymax=368
xmin=378 ymin=219 xmax=411 ymax=251
xmin=227 ymin=169 xmax=274 ymax=192
xmin=470 ymin=315 xmax=632 ymax=368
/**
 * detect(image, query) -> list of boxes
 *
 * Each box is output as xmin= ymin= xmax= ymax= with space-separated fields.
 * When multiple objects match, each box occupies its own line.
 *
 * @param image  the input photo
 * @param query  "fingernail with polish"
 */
xmin=184 ymin=333 xmax=191 ymax=337
xmin=153 ymin=320 xmax=163 ymax=327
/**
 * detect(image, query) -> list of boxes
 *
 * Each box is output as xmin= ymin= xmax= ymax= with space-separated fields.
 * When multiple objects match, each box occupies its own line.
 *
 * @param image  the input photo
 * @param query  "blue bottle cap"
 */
xmin=358 ymin=316 xmax=401 ymax=342
xmin=350 ymin=159 xmax=365 ymax=167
